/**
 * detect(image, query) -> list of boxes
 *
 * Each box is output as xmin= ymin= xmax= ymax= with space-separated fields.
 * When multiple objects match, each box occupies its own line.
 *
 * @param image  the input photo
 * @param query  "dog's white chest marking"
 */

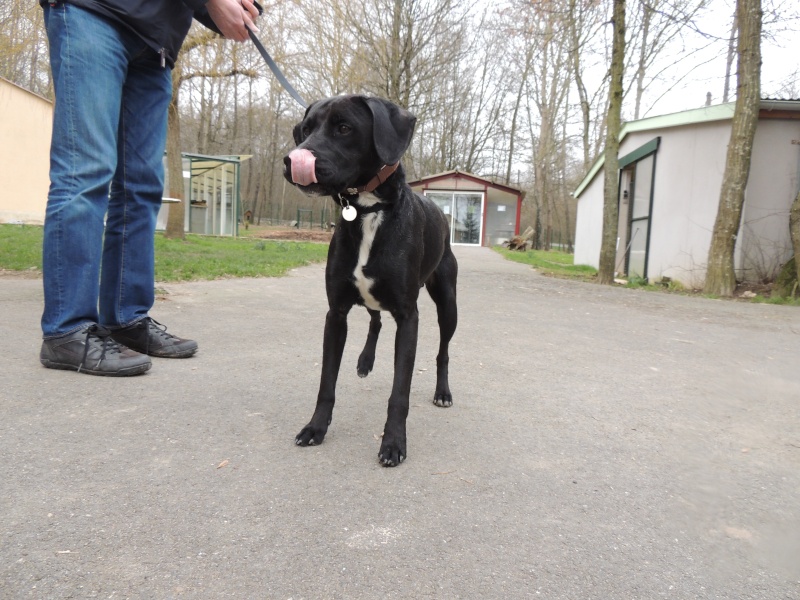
xmin=354 ymin=208 xmax=384 ymax=311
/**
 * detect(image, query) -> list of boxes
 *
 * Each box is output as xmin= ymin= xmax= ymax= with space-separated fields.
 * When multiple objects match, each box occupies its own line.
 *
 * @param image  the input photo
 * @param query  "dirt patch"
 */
xmin=0 ymin=268 xmax=41 ymax=279
xmin=248 ymin=227 xmax=333 ymax=243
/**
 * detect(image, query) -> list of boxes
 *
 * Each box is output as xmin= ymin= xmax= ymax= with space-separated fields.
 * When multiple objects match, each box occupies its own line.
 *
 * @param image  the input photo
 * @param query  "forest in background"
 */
xmin=2 ymin=0 xmax=799 ymax=249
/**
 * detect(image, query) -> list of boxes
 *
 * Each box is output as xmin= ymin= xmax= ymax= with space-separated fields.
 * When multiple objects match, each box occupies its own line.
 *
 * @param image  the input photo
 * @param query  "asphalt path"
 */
xmin=1 ymin=246 xmax=799 ymax=599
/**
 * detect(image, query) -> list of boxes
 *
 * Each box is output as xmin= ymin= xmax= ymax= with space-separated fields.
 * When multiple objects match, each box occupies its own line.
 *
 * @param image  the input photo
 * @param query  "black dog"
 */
xmin=283 ymin=95 xmax=458 ymax=466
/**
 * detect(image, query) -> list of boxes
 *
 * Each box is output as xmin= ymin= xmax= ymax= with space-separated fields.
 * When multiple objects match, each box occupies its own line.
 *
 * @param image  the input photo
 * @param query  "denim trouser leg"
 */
xmin=41 ymin=4 xmax=171 ymax=337
xmin=100 ymin=56 xmax=172 ymax=329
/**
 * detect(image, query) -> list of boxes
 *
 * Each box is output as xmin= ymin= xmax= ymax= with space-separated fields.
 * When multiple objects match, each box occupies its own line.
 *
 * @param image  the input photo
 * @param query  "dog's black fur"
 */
xmin=283 ymin=95 xmax=458 ymax=466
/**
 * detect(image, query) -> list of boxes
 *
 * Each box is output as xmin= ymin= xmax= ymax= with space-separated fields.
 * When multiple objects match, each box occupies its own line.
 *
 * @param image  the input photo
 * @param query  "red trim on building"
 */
xmin=408 ymin=170 xmax=523 ymax=197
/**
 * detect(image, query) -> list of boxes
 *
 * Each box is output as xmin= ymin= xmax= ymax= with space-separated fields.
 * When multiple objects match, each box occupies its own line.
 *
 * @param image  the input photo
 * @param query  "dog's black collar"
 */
xmin=352 ymin=202 xmax=386 ymax=216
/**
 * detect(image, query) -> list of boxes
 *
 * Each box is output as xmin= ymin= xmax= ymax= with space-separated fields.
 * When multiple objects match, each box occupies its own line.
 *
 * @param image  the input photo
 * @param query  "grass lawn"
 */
xmin=0 ymin=224 xmax=329 ymax=282
xmin=494 ymin=246 xmax=597 ymax=281
xmin=494 ymin=244 xmax=800 ymax=305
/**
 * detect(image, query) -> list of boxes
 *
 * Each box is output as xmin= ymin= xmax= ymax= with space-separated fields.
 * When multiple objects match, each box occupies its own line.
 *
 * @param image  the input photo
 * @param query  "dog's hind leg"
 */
xmin=296 ymin=307 xmax=349 ymax=447
xmin=425 ymin=249 xmax=458 ymax=407
xmin=357 ymin=309 xmax=382 ymax=378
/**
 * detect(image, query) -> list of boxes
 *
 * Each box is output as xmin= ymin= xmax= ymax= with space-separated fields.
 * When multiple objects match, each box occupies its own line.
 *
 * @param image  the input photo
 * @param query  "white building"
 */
xmin=573 ymin=100 xmax=800 ymax=287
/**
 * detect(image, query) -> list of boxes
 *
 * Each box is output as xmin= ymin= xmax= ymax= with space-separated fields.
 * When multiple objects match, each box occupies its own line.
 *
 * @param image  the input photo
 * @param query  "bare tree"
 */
xmin=0 ymin=1 xmax=51 ymax=97
xmin=165 ymin=58 xmax=187 ymax=239
xmin=566 ymin=0 xmax=609 ymax=170
xmin=597 ymin=0 xmax=626 ymax=284
xmin=791 ymin=188 xmax=800 ymax=288
xmin=343 ymin=0 xmax=470 ymax=114
xmin=627 ymin=0 xmax=709 ymax=119
xmin=704 ymin=0 xmax=762 ymax=296
xmin=529 ymin=8 xmax=572 ymax=250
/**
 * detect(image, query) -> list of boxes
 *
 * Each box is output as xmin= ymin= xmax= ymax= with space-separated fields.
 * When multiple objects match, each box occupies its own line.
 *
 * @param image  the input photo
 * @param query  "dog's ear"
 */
xmin=363 ymin=97 xmax=417 ymax=165
xmin=292 ymin=101 xmax=318 ymax=145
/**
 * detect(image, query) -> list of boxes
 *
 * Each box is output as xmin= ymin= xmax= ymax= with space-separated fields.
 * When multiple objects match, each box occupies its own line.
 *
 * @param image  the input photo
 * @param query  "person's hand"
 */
xmin=206 ymin=0 xmax=260 ymax=42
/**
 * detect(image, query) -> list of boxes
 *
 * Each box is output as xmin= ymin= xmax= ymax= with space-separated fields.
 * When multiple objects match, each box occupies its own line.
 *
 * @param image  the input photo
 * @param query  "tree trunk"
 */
xmin=791 ymin=188 xmax=800 ymax=286
xmin=164 ymin=61 xmax=186 ymax=240
xmin=704 ymin=0 xmax=761 ymax=296
xmin=597 ymin=0 xmax=626 ymax=285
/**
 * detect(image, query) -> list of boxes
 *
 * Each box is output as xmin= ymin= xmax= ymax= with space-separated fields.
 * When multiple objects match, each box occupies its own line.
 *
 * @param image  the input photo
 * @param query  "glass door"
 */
xmin=425 ymin=192 xmax=484 ymax=246
xmin=627 ymin=154 xmax=654 ymax=278
xmin=427 ymin=192 xmax=453 ymax=232
xmin=453 ymin=194 xmax=482 ymax=244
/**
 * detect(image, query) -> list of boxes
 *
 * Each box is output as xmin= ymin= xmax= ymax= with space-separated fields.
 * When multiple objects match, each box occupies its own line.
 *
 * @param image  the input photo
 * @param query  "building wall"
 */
xmin=645 ymin=121 xmax=731 ymax=287
xmin=0 ymin=79 xmax=52 ymax=224
xmin=739 ymin=119 xmax=800 ymax=281
xmin=573 ymin=175 xmax=604 ymax=269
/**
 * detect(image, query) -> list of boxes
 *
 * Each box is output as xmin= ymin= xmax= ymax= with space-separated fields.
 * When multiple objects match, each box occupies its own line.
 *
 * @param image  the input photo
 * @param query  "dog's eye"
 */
xmin=337 ymin=123 xmax=352 ymax=135
xmin=301 ymin=126 xmax=310 ymax=139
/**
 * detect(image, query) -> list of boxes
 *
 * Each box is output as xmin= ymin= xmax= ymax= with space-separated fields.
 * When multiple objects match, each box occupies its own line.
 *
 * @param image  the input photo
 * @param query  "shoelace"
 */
xmin=146 ymin=318 xmax=180 ymax=340
xmin=142 ymin=318 xmax=180 ymax=354
xmin=79 ymin=324 xmax=123 ymax=373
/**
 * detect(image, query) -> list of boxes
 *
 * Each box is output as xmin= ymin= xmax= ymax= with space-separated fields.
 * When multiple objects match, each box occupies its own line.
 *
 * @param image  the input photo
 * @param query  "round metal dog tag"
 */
xmin=342 ymin=205 xmax=357 ymax=221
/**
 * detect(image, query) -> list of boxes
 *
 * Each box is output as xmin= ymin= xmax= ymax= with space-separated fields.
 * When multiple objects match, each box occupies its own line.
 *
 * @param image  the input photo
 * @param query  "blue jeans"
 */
xmin=42 ymin=3 xmax=172 ymax=338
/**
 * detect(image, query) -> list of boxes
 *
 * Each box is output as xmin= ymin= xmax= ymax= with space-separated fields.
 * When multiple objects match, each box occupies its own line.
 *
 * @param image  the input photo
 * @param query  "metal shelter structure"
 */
xmin=181 ymin=153 xmax=251 ymax=237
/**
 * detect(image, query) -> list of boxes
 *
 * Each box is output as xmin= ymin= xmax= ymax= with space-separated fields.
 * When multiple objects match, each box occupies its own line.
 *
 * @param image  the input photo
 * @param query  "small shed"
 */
xmin=408 ymin=171 xmax=524 ymax=247
xmin=0 ymin=77 xmax=51 ymax=224
xmin=573 ymin=100 xmax=800 ymax=287
xmin=170 ymin=153 xmax=252 ymax=237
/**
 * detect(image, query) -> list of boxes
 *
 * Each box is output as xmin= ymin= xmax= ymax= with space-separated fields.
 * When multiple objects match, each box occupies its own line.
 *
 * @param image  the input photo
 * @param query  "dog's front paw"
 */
xmin=295 ymin=424 xmax=327 ymax=447
xmin=357 ymin=352 xmax=375 ymax=378
xmin=433 ymin=391 xmax=453 ymax=408
xmin=378 ymin=437 xmax=407 ymax=467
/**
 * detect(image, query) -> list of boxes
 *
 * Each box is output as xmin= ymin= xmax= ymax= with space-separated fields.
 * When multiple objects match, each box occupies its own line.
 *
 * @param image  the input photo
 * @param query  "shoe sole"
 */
xmin=148 ymin=347 xmax=198 ymax=358
xmin=119 ymin=345 xmax=198 ymax=358
xmin=40 ymin=358 xmax=152 ymax=376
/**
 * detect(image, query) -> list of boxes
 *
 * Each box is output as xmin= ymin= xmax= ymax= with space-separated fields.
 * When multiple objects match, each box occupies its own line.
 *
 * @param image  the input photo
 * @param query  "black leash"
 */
xmin=247 ymin=26 xmax=308 ymax=109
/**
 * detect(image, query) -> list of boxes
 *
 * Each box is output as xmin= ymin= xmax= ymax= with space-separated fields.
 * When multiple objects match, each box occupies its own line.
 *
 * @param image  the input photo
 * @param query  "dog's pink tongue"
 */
xmin=289 ymin=149 xmax=317 ymax=186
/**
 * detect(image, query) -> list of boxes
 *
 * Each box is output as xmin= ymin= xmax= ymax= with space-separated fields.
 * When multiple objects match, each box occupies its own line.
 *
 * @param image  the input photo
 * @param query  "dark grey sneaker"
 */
xmin=40 ymin=324 xmax=151 ymax=376
xmin=110 ymin=317 xmax=198 ymax=358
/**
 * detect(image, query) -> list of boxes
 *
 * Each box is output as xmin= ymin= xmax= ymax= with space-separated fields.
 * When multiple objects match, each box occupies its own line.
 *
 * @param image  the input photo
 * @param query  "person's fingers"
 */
xmin=242 ymin=0 xmax=260 ymax=20
xmin=236 ymin=0 xmax=259 ymax=38
xmin=208 ymin=0 xmax=260 ymax=42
